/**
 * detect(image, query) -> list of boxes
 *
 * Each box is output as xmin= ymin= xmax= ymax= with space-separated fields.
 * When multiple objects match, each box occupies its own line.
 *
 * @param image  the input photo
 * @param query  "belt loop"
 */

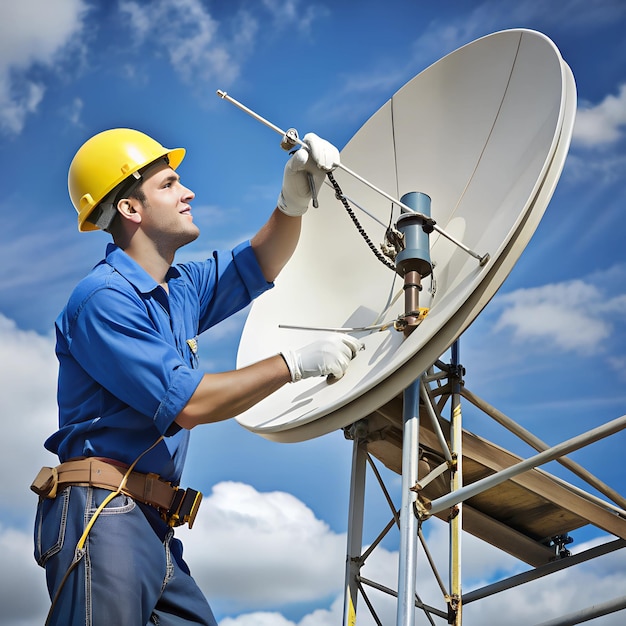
xmin=88 ymin=458 xmax=101 ymax=484
xmin=144 ymin=473 xmax=157 ymax=502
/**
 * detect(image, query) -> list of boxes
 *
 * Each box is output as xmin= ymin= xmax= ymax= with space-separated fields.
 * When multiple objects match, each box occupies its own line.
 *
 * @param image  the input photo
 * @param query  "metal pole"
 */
xmin=420 ymin=381 xmax=453 ymax=463
xmin=343 ymin=425 xmax=368 ymax=626
xmin=397 ymin=376 xmax=422 ymax=626
xmin=463 ymin=539 xmax=626 ymax=604
xmin=449 ymin=341 xmax=463 ymax=625
xmin=533 ymin=595 xmax=626 ymax=626
xmin=428 ymin=413 xmax=626 ymax=516
xmin=460 ymin=386 xmax=626 ymax=510
xmin=215 ymin=90 xmax=490 ymax=265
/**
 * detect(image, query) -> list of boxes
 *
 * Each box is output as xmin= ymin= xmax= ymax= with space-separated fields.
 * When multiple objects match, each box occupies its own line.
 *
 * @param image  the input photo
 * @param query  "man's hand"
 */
xmin=277 ymin=133 xmax=340 ymax=217
xmin=281 ymin=333 xmax=363 ymax=382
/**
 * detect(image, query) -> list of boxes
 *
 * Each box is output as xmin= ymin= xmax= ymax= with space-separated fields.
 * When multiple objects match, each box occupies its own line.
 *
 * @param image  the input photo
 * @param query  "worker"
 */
xmin=31 ymin=128 xmax=362 ymax=625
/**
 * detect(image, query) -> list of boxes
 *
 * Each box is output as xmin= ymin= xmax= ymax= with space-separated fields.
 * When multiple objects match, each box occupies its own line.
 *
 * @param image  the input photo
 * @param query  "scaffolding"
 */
xmin=341 ymin=340 xmax=626 ymax=626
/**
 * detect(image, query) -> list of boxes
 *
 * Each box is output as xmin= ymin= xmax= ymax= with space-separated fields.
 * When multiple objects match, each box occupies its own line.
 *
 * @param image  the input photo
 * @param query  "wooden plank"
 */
xmin=363 ymin=396 xmax=626 ymax=556
xmin=461 ymin=505 xmax=557 ymax=566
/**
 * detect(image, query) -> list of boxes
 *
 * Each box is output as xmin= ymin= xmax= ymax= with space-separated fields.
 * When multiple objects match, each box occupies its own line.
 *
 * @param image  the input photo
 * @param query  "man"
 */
xmin=32 ymin=128 xmax=362 ymax=625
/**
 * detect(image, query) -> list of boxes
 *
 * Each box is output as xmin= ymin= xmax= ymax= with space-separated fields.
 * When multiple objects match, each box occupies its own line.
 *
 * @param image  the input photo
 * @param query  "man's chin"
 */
xmin=175 ymin=226 xmax=200 ymax=250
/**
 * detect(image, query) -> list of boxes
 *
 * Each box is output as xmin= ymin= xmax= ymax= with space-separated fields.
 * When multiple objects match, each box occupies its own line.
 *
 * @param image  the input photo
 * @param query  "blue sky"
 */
xmin=1 ymin=1 xmax=625 ymax=624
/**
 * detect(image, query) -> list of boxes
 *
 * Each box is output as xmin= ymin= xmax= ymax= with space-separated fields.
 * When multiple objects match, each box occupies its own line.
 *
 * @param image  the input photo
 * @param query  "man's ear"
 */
xmin=117 ymin=198 xmax=142 ymax=224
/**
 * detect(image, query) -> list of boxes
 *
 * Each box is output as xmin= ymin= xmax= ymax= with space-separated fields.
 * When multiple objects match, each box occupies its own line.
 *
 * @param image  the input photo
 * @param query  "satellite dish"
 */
xmin=236 ymin=29 xmax=576 ymax=442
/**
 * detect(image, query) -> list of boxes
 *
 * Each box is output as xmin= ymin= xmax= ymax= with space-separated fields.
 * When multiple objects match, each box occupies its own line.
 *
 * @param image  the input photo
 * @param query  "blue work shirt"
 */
xmin=46 ymin=242 xmax=272 ymax=485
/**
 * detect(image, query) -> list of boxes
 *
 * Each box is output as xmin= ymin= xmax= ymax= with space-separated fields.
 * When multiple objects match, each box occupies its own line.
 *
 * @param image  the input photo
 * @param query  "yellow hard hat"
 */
xmin=68 ymin=128 xmax=186 ymax=231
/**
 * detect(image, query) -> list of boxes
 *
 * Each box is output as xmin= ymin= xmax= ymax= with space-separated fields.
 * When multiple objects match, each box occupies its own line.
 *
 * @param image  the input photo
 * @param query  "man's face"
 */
xmin=132 ymin=160 xmax=199 ymax=250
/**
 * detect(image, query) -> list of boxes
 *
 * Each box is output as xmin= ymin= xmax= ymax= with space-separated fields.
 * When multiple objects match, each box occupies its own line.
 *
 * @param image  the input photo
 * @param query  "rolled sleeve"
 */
xmin=154 ymin=365 xmax=204 ymax=434
xmin=231 ymin=241 xmax=274 ymax=300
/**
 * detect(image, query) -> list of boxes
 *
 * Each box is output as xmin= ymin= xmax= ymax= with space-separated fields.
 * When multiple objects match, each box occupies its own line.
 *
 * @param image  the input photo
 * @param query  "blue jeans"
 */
xmin=34 ymin=485 xmax=218 ymax=626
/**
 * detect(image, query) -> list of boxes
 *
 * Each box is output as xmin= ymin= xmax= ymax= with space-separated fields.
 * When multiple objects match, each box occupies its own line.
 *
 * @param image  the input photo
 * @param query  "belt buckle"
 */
xmin=166 ymin=488 xmax=203 ymax=529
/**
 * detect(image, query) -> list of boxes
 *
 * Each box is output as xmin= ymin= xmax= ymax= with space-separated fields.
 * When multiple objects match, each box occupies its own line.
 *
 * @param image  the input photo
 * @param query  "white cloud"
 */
xmin=178 ymin=481 xmax=347 ymax=612
xmin=0 ymin=0 xmax=87 ymax=70
xmin=462 ymin=536 xmax=626 ymax=625
xmin=27 ymin=427 xmax=609 ymax=625
xmin=119 ymin=0 xmax=255 ymax=89
xmin=213 ymin=518 xmax=626 ymax=626
xmin=214 ymin=545 xmax=400 ymax=626
xmin=607 ymin=356 xmax=626 ymax=382
xmin=573 ymin=83 xmax=626 ymax=148
xmin=479 ymin=266 xmax=626 ymax=388
xmin=220 ymin=611 xmax=297 ymax=626
xmin=261 ymin=0 xmax=330 ymax=34
xmin=0 ymin=526 xmax=50 ymax=625
xmin=331 ymin=523 xmax=626 ymax=626
xmin=492 ymin=275 xmax=625 ymax=355
xmin=65 ymin=96 xmax=84 ymax=127
xmin=1 ymin=419 xmax=624 ymax=626
xmin=118 ymin=0 xmax=329 ymax=93
xmin=506 ymin=0 xmax=626 ymax=28
xmin=298 ymin=595 xmax=345 ymax=626
xmin=219 ymin=594 xmax=344 ymax=626
xmin=3 ymin=501 xmax=625 ymax=626
xmin=0 ymin=0 xmax=89 ymax=134
xmin=564 ymin=151 xmax=626 ymax=186
xmin=0 ymin=314 xmax=58 ymax=516
xmin=0 ymin=77 xmax=45 ymax=135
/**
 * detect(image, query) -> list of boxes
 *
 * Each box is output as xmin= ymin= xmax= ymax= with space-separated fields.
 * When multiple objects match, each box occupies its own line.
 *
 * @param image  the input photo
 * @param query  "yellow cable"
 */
xmin=46 ymin=435 xmax=165 ymax=624
xmin=75 ymin=435 xmax=163 ymax=550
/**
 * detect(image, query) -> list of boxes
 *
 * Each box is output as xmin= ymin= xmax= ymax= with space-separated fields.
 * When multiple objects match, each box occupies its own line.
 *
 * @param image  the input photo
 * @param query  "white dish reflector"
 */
xmin=236 ymin=29 xmax=576 ymax=442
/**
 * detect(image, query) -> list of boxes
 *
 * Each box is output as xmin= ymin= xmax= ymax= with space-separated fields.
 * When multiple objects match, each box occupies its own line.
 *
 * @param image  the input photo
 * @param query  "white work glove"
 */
xmin=277 ymin=133 xmax=340 ymax=217
xmin=281 ymin=333 xmax=363 ymax=382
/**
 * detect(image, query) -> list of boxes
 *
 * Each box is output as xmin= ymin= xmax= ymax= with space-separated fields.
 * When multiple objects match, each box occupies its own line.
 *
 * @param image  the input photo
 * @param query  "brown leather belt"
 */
xmin=31 ymin=458 xmax=202 ymax=528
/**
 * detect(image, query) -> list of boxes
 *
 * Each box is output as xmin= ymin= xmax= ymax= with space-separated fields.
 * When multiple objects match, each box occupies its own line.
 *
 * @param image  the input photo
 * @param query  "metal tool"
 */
xmin=216 ymin=90 xmax=490 ymax=265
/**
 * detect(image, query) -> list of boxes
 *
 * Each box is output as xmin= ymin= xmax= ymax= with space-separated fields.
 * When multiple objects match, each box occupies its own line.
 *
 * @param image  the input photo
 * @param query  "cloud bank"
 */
xmin=0 ymin=0 xmax=89 ymax=134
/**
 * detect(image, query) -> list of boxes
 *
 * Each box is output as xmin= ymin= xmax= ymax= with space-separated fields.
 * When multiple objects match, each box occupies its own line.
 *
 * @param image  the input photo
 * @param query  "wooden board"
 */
xmin=363 ymin=395 xmax=626 ymax=566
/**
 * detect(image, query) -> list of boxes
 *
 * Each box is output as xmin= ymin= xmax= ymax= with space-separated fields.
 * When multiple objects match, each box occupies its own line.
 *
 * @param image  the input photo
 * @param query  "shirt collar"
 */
xmin=105 ymin=243 xmax=181 ymax=294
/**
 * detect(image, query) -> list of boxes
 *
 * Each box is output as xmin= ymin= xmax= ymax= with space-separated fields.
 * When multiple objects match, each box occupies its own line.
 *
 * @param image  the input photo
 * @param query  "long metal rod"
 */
xmin=449 ymin=341 xmax=463 ymax=626
xmin=359 ymin=577 xmax=449 ymax=621
xmin=216 ymin=90 xmax=489 ymax=265
xmin=538 ymin=468 xmax=626 ymax=516
xmin=460 ymin=386 xmax=626 ymax=510
xmin=463 ymin=539 xmax=626 ymax=604
xmin=397 ymin=377 xmax=422 ymax=626
xmin=366 ymin=453 xmax=402 ymax=527
xmin=343 ymin=435 xmax=367 ymax=626
xmin=428 ymin=413 xmax=626 ymax=516
xmin=278 ymin=322 xmax=392 ymax=334
xmin=357 ymin=581 xmax=385 ymax=626
xmin=418 ymin=526 xmax=448 ymax=597
xmin=533 ymin=595 xmax=626 ymax=626
xmin=361 ymin=517 xmax=397 ymax=564
xmin=420 ymin=380 xmax=454 ymax=463
xmin=322 ymin=181 xmax=389 ymax=228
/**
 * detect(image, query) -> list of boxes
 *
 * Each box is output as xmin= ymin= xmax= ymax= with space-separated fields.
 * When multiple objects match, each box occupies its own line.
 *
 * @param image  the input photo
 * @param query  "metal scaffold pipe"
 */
xmin=428 ymin=413 xmax=626 ymax=516
xmin=534 ymin=595 xmax=626 ymax=626
xmin=460 ymin=386 xmax=626 ymax=510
